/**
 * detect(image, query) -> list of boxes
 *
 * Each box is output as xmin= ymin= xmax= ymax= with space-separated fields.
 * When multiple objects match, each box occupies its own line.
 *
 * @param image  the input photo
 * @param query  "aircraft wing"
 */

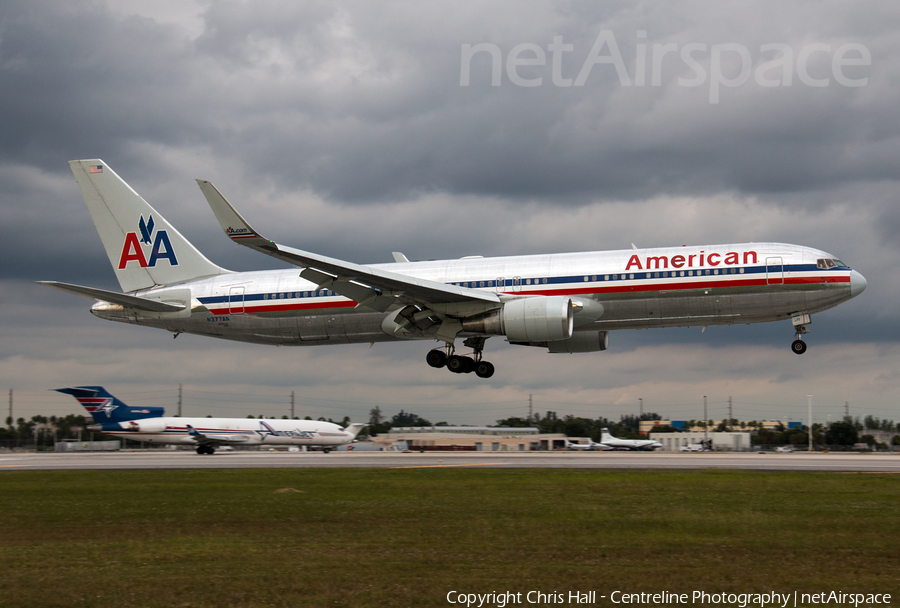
xmin=196 ymin=180 xmax=501 ymax=312
xmin=186 ymin=425 xmax=250 ymax=445
xmin=35 ymin=281 xmax=185 ymax=312
xmin=591 ymin=442 xmax=614 ymax=451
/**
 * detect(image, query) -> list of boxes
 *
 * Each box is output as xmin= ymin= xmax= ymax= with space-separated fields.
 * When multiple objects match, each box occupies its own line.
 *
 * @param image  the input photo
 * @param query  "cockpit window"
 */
xmin=817 ymin=258 xmax=847 ymax=269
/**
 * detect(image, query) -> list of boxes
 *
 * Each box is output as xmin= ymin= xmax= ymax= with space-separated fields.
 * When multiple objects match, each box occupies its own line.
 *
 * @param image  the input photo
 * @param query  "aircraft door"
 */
xmin=766 ymin=257 xmax=784 ymax=285
xmin=512 ymin=277 xmax=522 ymax=292
xmin=229 ymin=286 xmax=245 ymax=314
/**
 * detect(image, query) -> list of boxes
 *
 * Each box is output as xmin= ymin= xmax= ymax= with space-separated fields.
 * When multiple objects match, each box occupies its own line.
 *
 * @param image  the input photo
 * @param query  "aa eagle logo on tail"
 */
xmin=118 ymin=214 xmax=178 ymax=269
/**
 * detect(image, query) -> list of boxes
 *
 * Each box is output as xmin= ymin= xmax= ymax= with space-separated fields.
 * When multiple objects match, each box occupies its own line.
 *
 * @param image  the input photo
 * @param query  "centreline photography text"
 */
xmin=445 ymin=590 xmax=892 ymax=607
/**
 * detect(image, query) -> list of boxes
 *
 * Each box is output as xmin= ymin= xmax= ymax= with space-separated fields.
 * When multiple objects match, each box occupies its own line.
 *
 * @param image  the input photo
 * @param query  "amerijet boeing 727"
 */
xmin=59 ymin=386 xmax=365 ymax=454
xmin=39 ymin=160 xmax=866 ymax=378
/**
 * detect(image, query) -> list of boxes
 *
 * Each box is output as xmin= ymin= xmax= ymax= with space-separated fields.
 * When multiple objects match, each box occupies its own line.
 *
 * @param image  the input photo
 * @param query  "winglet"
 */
xmin=196 ymin=180 xmax=274 ymax=250
xmin=194 ymin=180 xmax=501 ymax=307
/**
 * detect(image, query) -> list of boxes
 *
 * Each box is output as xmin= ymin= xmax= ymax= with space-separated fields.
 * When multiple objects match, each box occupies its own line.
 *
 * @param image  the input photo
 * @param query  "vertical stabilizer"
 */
xmin=69 ymin=160 xmax=227 ymax=292
xmin=343 ymin=423 xmax=368 ymax=439
xmin=56 ymin=386 xmax=165 ymax=423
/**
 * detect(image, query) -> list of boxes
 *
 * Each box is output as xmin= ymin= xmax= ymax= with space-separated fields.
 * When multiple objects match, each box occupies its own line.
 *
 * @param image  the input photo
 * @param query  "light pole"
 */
xmin=807 ymin=395 xmax=813 ymax=452
xmin=703 ymin=395 xmax=708 ymax=444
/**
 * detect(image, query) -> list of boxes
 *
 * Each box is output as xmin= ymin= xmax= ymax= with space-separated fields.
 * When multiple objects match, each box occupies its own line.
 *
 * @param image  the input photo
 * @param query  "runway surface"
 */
xmin=1 ymin=450 xmax=899 ymax=472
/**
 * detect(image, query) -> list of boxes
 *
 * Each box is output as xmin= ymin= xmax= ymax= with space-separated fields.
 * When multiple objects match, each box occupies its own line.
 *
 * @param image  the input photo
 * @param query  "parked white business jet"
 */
xmin=39 ymin=160 xmax=867 ymax=378
xmin=599 ymin=428 xmax=662 ymax=451
xmin=58 ymin=386 xmax=365 ymax=454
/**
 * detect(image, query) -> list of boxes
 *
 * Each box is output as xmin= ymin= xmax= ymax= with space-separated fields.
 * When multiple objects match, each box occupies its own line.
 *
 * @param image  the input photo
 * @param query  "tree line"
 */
xmin=2 ymin=414 xmax=94 ymax=449
xmin=4 ymin=410 xmax=899 ymax=449
xmin=364 ymin=409 xmax=900 ymax=448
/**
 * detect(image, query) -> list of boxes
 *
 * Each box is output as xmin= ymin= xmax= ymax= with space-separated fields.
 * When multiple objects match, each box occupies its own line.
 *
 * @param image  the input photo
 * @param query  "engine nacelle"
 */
xmin=462 ymin=296 xmax=574 ymax=342
xmin=122 ymin=418 xmax=168 ymax=433
xmin=512 ymin=330 xmax=609 ymax=353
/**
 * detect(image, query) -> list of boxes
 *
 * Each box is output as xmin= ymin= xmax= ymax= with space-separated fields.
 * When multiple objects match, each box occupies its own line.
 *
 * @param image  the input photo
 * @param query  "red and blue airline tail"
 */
xmin=68 ymin=160 xmax=227 ymax=293
xmin=56 ymin=386 xmax=165 ymax=424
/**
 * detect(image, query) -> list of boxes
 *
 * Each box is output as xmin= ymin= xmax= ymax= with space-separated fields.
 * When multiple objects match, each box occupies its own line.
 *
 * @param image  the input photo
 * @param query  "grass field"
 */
xmin=0 ymin=469 xmax=898 ymax=608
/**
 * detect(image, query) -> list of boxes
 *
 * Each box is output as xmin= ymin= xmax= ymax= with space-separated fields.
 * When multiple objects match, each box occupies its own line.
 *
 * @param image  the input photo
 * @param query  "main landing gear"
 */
xmin=196 ymin=445 xmax=216 ymax=455
xmin=426 ymin=337 xmax=495 ymax=378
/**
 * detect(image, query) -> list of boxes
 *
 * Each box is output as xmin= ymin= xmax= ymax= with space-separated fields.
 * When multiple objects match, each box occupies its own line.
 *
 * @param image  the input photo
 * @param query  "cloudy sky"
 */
xmin=2 ymin=0 xmax=898 ymax=426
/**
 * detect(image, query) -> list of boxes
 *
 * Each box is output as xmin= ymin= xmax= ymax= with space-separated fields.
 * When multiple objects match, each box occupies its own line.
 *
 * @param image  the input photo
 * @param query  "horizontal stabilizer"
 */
xmin=56 ymin=386 xmax=165 ymax=422
xmin=36 ymin=281 xmax=185 ymax=312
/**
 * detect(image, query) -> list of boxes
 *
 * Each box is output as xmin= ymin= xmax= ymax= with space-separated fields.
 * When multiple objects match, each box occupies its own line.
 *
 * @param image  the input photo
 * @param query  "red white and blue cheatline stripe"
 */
xmin=199 ymin=266 xmax=850 ymax=316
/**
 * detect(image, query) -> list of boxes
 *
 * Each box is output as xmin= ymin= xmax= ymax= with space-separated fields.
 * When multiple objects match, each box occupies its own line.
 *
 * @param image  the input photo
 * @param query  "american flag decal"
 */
xmin=89 ymin=165 xmax=103 ymax=173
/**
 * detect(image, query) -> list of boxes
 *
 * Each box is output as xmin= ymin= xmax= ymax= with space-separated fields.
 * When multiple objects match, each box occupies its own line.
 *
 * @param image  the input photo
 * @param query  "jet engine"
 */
xmin=461 ymin=296 xmax=574 ymax=342
xmin=511 ymin=330 xmax=609 ymax=353
xmin=121 ymin=419 xmax=168 ymax=433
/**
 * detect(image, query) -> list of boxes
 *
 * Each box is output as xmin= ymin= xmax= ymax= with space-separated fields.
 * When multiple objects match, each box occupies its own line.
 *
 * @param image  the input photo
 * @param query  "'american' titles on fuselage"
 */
xmin=39 ymin=160 xmax=867 ymax=379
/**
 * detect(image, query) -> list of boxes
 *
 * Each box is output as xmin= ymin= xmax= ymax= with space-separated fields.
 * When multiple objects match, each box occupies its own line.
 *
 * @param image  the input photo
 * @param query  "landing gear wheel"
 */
xmin=426 ymin=349 xmax=447 ymax=368
xmin=447 ymin=354 xmax=467 ymax=373
xmin=475 ymin=361 xmax=495 ymax=378
xmin=441 ymin=337 xmax=495 ymax=378
xmin=791 ymin=339 xmax=807 ymax=355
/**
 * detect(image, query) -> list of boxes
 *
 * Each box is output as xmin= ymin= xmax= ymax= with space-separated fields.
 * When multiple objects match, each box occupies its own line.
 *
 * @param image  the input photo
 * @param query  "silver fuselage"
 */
xmin=91 ymin=242 xmax=864 ymax=346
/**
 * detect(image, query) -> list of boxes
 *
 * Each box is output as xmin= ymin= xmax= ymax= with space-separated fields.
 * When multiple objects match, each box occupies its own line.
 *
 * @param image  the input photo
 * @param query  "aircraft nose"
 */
xmin=849 ymin=270 xmax=867 ymax=298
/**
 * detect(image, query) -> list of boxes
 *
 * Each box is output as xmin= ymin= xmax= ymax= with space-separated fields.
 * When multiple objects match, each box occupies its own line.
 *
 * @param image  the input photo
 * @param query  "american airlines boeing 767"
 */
xmin=39 ymin=160 xmax=866 ymax=378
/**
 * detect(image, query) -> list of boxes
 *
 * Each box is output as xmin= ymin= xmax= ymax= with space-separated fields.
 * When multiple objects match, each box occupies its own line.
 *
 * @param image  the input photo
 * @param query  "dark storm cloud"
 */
xmin=0 ymin=3 xmax=206 ymax=170
xmin=166 ymin=0 xmax=899 ymax=204
xmin=2 ymin=1 xmax=896 ymax=206
xmin=1 ymin=0 xmax=898 ymax=420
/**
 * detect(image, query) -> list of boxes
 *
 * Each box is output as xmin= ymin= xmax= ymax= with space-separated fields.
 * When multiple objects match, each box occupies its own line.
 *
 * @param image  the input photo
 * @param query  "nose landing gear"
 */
xmin=791 ymin=313 xmax=810 ymax=355
xmin=426 ymin=337 xmax=495 ymax=378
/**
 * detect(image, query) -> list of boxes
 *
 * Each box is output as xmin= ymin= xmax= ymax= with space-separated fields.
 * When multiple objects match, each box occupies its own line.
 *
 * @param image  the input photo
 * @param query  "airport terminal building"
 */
xmin=650 ymin=431 xmax=752 ymax=451
xmin=374 ymin=427 xmax=569 ymax=451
